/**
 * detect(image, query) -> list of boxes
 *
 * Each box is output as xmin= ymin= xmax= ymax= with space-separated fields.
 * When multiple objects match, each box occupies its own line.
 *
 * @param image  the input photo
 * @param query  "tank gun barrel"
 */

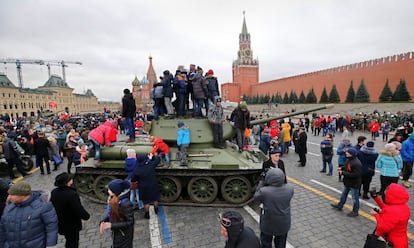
xmin=250 ymin=104 xmax=334 ymax=126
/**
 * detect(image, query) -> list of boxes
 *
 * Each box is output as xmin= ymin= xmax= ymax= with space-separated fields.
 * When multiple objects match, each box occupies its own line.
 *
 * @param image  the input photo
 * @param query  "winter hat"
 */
xmin=384 ymin=143 xmax=396 ymax=152
xmin=346 ymin=148 xmax=358 ymax=157
xmin=207 ymin=69 xmax=214 ymax=75
xmin=269 ymin=149 xmax=282 ymax=155
xmin=366 ymin=141 xmax=375 ymax=148
xmin=239 ymin=101 xmax=248 ymax=109
xmin=8 ymin=181 xmax=31 ymax=196
xmin=214 ymin=96 xmax=222 ymax=103
xmin=123 ymin=88 xmax=130 ymax=94
xmin=177 ymin=121 xmax=185 ymax=128
xmin=108 ymin=179 xmax=130 ymax=196
xmin=391 ymin=141 xmax=402 ymax=150
xmin=220 ymin=211 xmax=244 ymax=228
xmin=54 ymin=172 xmax=74 ymax=187
xmin=7 ymin=132 xmax=16 ymax=139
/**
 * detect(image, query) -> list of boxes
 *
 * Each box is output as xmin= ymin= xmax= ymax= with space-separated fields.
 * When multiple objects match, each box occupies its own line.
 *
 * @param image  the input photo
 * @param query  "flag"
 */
xmin=49 ymin=101 xmax=58 ymax=108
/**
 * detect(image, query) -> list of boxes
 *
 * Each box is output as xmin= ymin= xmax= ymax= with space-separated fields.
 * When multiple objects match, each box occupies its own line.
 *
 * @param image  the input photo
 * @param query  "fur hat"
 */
xmin=108 ymin=179 xmax=130 ymax=196
xmin=8 ymin=181 xmax=31 ymax=196
xmin=366 ymin=141 xmax=375 ymax=148
xmin=346 ymin=148 xmax=358 ymax=157
xmin=391 ymin=141 xmax=401 ymax=150
xmin=384 ymin=143 xmax=396 ymax=152
xmin=54 ymin=172 xmax=74 ymax=187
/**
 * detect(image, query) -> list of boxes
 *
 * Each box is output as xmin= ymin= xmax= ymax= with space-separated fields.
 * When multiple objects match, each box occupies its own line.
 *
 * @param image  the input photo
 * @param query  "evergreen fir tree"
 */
xmin=275 ymin=92 xmax=282 ymax=103
xmin=328 ymin=84 xmax=341 ymax=103
xmin=345 ymin=80 xmax=355 ymax=103
xmin=289 ymin=90 xmax=298 ymax=104
xmin=319 ymin=87 xmax=329 ymax=103
xmin=282 ymin=92 xmax=289 ymax=104
xmin=306 ymin=88 xmax=317 ymax=103
xmin=392 ymin=79 xmax=411 ymax=101
xmin=354 ymin=79 xmax=370 ymax=102
xmin=378 ymin=79 xmax=393 ymax=102
xmin=298 ymin=90 xmax=306 ymax=103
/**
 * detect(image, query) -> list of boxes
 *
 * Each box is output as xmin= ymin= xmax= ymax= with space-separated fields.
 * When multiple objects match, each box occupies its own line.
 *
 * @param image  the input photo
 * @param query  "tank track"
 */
xmin=75 ymin=167 xmax=261 ymax=207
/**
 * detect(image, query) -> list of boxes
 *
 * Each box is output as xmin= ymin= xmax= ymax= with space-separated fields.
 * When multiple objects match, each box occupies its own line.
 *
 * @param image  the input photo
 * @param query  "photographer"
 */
xmin=261 ymin=149 xmax=287 ymax=184
xmin=369 ymin=183 xmax=410 ymax=248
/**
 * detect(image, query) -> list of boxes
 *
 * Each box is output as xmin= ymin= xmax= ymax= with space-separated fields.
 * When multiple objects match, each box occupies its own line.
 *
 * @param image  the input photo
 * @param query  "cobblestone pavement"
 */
xmin=2 ymin=130 xmax=413 ymax=248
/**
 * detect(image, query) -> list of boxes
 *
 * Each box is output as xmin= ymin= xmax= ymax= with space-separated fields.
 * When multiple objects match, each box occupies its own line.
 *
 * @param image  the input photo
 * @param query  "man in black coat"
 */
xmin=122 ymin=88 xmax=136 ymax=143
xmin=50 ymin=172 xmax=90 ymax=248
xmin=262 ymin=149 xmax=287 ymax=184
xmin=0 ymin=179 xmax=9 ymax=217
xmin=296 ymin=127 xmax=308 ymax=167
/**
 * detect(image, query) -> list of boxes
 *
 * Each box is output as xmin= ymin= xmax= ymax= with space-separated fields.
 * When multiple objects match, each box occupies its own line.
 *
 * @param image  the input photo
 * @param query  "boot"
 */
xmin=362 ymin=192 xmax=370 ymax=199
xmin=402 ymin=180 xmax=412 ymax=188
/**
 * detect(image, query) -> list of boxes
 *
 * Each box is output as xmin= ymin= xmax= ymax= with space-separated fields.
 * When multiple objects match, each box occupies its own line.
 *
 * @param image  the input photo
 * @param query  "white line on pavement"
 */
xmin=244 ymin=205 xmax=295 ymax=248
xmin=310 ymin=179 xmax=414 ymax=226
xmin=149 ymin=206 xmax=162 ymax=248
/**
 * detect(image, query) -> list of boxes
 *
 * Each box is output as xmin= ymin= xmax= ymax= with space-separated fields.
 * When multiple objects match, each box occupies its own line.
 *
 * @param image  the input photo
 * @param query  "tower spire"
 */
xmin=241 ymin=11 xmax=248 ymax=35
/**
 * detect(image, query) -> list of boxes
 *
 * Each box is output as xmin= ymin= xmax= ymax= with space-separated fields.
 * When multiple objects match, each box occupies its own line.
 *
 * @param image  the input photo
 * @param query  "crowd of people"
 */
xmin=0 ymin=88 xmax=413 ymax=247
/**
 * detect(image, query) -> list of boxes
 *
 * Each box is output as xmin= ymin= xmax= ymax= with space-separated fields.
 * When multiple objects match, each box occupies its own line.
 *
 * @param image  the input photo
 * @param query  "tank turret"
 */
xmin=74 ymin=104 xmax=333 ymax=205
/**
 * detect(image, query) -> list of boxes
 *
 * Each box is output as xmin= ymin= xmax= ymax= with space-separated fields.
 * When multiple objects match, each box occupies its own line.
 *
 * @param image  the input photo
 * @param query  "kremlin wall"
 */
xmin=221 ymin=14 xmax=413 ymax=103
xmin=251 ymin=52 xmax=414 ymax=103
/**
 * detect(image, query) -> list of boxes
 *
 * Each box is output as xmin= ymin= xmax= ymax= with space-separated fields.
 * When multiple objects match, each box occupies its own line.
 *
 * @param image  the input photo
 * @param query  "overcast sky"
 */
xmin=1 ymin=0 xmax=413 ymax=102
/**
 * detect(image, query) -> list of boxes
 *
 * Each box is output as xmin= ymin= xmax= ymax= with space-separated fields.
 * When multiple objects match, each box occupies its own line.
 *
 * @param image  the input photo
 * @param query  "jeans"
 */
xmin=321 ymin=154 xmax=333 ymax=174
xmin=337 ymin=185 xmax=360 ymax=213
xmin=125 ymin=117 xmax=135 ymax=140
xmin=90 ymin=139 xmax=101 ymax=161
xmin=130 ymin=189 xmax=144 ymax=209
xmin=193 ymin=99 xmax=204 ymax=117
xmin=177 ymin=93 xmax=186 ymax=117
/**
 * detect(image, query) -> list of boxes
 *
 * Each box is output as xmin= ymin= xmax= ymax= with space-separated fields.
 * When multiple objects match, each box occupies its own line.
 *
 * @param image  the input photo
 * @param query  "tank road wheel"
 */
xmin=74 ymin=174 xmax=95 ymax=194
xmin=159 ymin=176 xmax=182 ymax=203
xmin=221 ymin=176 xmax=252 ymax=204
xmin=187 ymin=177 xmax=218 ymax=204
xmin=21 ymin=156 xmax=34 ymax=171
xmin=93 ymin=175 xmax=116 ymax=202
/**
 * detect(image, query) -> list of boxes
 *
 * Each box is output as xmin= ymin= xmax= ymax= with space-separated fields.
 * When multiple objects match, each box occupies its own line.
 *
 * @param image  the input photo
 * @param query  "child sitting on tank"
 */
xmin=149 ymin=136 xmax=171 ymax=168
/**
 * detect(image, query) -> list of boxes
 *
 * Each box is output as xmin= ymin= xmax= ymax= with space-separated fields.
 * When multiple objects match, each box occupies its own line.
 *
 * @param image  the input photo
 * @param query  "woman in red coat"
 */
xmin=370 ymin=183 xmax=410 ymax=248
xmin=88 ymin=121 xmax=114 ymax=167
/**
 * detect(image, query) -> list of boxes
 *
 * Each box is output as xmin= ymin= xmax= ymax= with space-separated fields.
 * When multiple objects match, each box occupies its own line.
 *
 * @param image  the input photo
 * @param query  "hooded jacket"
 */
xmin=376 ymin=150 xmax=403 ymax=177
xmin=254 ymin=168 xmax=294 ymax=236
xmin=150 ymin=138 xmax=170 ymax=155
xmin=373 ymin=183 xmax=410 ymax=248
xmin=88 ymin=121 xmax=114 ymax=146
xmin=400 ymin=137 xmax=414 ymax=163
xmin=357 ymin=146 xmax=378 ymax=176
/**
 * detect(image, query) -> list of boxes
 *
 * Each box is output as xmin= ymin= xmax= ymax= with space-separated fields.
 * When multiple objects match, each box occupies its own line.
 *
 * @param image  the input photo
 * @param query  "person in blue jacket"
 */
xmin=0 ymin=181 xmax=58 ymax=248
xmin=177 ymin=121 xmax=190 ymax=167
xmin=336 ymin=137 xmax=352 ymax=182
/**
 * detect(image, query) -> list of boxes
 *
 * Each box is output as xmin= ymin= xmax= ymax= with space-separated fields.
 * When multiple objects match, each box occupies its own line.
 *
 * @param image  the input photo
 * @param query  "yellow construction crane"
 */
xmin=44 ymin=60 xmax=82 ymax=82
xmin=0 ymin=58 xmax=44 ymax=88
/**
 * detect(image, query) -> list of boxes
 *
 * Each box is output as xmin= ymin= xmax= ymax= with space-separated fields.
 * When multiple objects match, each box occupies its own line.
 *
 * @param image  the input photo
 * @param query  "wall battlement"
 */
xmin=267 ymin=51 xmax=414 ymax=82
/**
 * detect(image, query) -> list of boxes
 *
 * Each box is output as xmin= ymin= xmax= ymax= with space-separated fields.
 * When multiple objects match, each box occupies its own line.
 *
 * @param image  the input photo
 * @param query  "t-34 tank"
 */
xmin=74 ymin=104 xmax=334 ymax=205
